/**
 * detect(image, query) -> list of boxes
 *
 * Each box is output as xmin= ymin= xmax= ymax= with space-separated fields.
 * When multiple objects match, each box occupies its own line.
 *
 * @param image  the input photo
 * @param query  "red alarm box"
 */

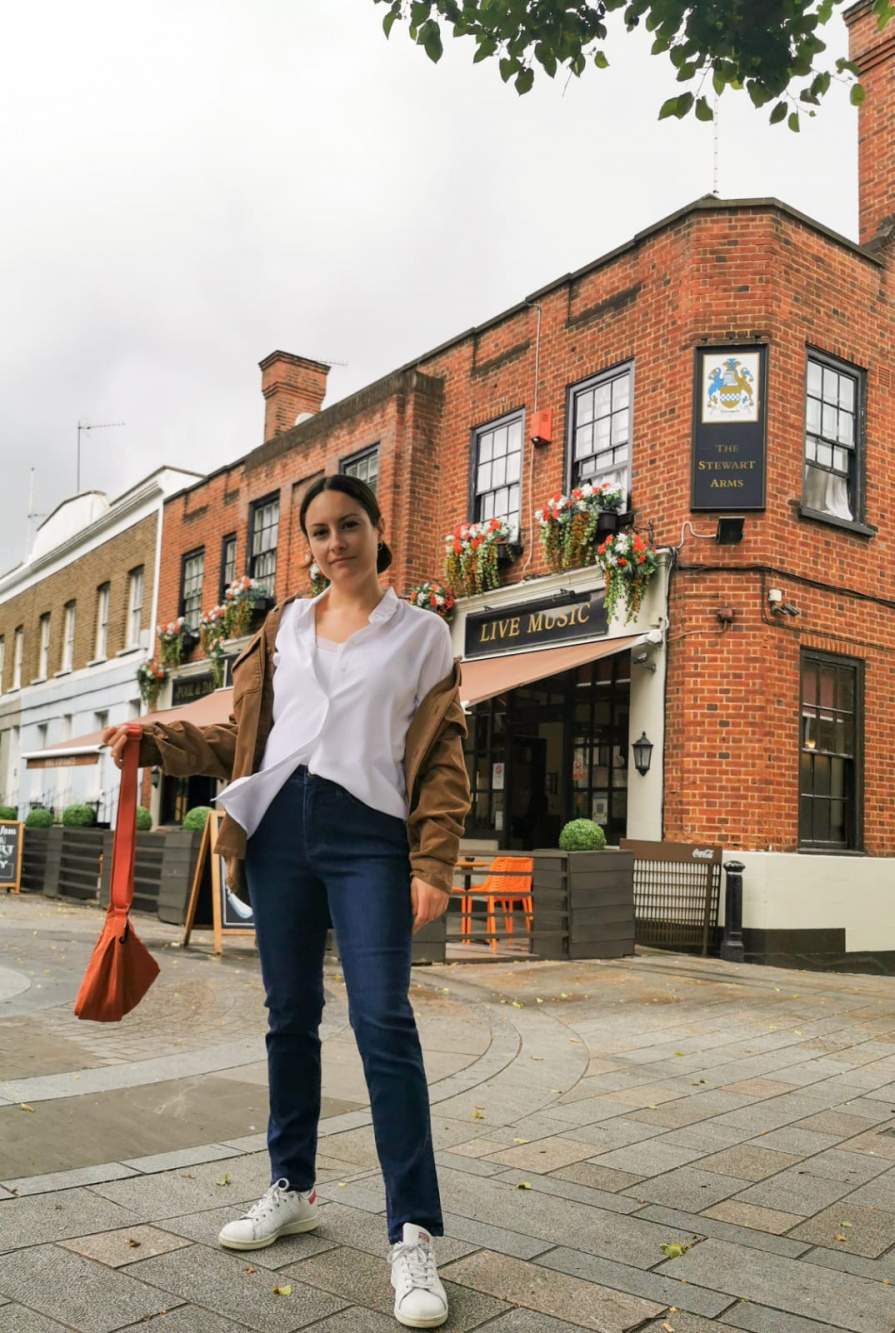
xmin=530 ymin=408 xmax=552 ymax=446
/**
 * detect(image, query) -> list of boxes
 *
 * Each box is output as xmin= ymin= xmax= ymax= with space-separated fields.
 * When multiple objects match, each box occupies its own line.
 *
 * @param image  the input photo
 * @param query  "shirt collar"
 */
xmin=293 ymin=584 xmax=400 ymax=626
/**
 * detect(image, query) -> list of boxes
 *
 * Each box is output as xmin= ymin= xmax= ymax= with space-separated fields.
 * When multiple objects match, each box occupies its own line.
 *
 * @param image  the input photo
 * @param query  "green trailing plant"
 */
xmin=136 ymin=805 xmax=153 ymax=831
xmin=136 ymin=659 xmax=167 ymax=707
xmin=0 ymin=805 xmax=17 ymax=821
xmin=595 ymin=530 xmax=659 ymax=624
xmin=62 ymin=803 xmax=97 ymax=827
xmin=559 ymin=818 xmax=607 ymax=851
xmin=443 ymin=517 xmax=514 ymax=596
xmin=375 ymin=0 xmax=879 ymax=129
xmin=182 ymin=805 xmax=212 ymax=830
xmin=535 ymin=481 xmax=624 ymax=572
xmin=25 ymin=808 xmax=54 ymax=828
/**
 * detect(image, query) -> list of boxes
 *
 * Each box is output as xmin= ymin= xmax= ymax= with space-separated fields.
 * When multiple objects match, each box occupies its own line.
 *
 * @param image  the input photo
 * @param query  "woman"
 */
xmin=104 ymin=474 xmax=471 ymax=1329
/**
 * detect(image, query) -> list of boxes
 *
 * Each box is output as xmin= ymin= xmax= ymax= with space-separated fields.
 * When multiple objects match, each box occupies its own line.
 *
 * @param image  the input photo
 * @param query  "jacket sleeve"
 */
xmin=407 ymin=701 xmax=471 ymax=894
xmin=138 ymin=716 xmax=238 ymax=781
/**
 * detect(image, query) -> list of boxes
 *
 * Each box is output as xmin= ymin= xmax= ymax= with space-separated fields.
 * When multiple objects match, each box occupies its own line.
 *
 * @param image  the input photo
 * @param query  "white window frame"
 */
xmin=0 ymin=636 xmax=4 ymax=692
xmin=12 ymin=628 xmax=23 ymax=690
xmin=38 ymin=614 xmax=51 ymax=680
xmin=127 ymin=568 xmax=144 ymax=646
xmin=95 ymin=584 xmax=110 ymax=660
xmin=61 ymin=603 xmax=76 ymax=672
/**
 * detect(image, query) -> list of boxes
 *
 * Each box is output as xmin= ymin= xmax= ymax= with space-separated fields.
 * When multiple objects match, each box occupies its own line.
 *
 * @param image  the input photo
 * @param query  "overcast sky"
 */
xmin=0 ymin=1 xmax=858 ymax=575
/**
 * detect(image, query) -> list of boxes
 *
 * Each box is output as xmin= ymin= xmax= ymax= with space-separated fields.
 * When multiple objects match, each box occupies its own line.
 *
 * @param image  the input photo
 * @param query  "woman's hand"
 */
xmin=409 ymin=876 xmax=450 ymax=934
xmin=101 ymin=724 xmax=132 ymax=770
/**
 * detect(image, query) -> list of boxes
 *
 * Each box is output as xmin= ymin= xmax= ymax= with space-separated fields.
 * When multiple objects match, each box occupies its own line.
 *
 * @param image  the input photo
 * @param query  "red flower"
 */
xmin=618 ymin=557 xmax=627 ymax=566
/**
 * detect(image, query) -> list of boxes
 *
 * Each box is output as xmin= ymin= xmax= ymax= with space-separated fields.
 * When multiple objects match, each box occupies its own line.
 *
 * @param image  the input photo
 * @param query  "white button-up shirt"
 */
xmin=215 ymin=586 xmax=454 ymax=837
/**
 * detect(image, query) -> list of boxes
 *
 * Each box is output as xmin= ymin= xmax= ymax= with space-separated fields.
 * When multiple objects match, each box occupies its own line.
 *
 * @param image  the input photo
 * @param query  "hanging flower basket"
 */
xmin=199 ymin=605 xmax=229 ymax=654
xmin=595 ymin=531 xmax=659 ymax=624
xmin=224 ymin=577 xmax=273 ymax=638
xmin=206 ymin=639 xmax=227 ymax=689
xmin=535 ymin=482 xmax=625 ymax=573
xmin=156 ymin=617 xmax=193 ymax=668
xmin=405 ymin=581 xmax=455 ymax=621
xmin=443 ymin=517 xmax=518 ymax=597
xmin=136 ymin=659 xmax=167 ymax=708
xmin=308 ymin=562 xmax=330 ymax=597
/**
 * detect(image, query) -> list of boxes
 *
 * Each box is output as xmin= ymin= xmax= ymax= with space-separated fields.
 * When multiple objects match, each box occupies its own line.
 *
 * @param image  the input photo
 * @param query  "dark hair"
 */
xmin=299 ymin=473 xmax=393 ymax=574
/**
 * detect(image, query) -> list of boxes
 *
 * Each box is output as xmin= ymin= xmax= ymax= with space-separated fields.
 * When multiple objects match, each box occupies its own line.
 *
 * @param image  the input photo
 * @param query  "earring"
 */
xmin=378 ymin=541 xmax=384 ymax=550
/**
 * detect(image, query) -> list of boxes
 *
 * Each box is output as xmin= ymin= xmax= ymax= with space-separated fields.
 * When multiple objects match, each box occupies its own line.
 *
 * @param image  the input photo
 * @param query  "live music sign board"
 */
xmin=465 ymin=588 xmax=608 ymax=658
xmin=691 ymin=344 xmax=767 ymax=511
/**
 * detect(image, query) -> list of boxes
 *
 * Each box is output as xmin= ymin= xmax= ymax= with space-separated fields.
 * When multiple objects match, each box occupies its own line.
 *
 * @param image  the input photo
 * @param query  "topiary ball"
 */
xmin=62 ymin=803 xmax=97 ymax=827
xmin=558 ymin=818 xmax=606 ymax=852
xmin=182 ymin=806 xmax=212 ymax=830
xmin=0 ymin=805 xmax=17 ymax=821
xmin=135 ymin=805 xmax=153 ymax=831
xmin=25 ymin=808 xmax=54 ymax=828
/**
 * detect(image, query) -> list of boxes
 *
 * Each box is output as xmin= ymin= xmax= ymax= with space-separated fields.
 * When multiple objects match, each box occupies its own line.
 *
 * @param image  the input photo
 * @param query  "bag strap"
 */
xmin=108 ymin=722 xmax=142 ymax=916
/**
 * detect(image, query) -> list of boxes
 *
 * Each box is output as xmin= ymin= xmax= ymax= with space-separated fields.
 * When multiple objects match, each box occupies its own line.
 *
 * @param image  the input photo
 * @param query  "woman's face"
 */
xmin=304 ymin=489 xmax=383 ymax=586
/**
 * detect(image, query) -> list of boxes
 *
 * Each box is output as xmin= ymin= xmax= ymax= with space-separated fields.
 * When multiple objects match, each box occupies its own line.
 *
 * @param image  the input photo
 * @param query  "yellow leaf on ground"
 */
xmin=19 ymin=1105 xmax=35 ymax=1112
xmin=516 ymin=1181 xmax=531 ymax=1189
xmin=216 ymin=1174 xmax=230 ymax=1186
xmin=272 ymin=1285 xmax=292 ymax=1296
xmin=512 ymin=1138 xmax=529 ymax=1144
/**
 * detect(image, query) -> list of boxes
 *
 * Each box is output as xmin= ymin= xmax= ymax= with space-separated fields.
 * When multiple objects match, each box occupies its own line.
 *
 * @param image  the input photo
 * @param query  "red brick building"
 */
xmin=148 ymin=0 xmax=894 ymax=969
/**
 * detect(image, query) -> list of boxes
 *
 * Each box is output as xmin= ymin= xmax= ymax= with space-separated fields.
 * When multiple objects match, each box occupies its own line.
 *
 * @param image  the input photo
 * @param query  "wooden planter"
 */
xmin=21 ymin=826 xmax=64 ymax=896
xmin=530 ymin=847 xmax=635 ymax=960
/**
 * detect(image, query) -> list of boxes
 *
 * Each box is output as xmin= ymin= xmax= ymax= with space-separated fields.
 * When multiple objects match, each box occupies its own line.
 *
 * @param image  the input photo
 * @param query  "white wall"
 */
xmin=727 ymin=850 xmax=895 ymax=954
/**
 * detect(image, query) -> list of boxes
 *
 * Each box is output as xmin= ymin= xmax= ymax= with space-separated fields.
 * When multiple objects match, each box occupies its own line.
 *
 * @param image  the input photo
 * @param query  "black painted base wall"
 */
xmin=743 ymin=927 xmax=895 ymax=977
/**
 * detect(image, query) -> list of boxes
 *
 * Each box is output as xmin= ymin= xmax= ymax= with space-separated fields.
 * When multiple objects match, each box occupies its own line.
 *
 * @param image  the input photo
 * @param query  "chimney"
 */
xmin=845 ymin=0 xmax=895 ymax=246
xmin=259 ymin=351 xmax=330 ymax=441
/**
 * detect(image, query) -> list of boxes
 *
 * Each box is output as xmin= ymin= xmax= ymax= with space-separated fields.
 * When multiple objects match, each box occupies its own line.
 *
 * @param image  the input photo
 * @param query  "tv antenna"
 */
xmin=77 ymin=419 xmax=125 ymax=492
xmin=25 ymin=468 xmax=47 ymax=555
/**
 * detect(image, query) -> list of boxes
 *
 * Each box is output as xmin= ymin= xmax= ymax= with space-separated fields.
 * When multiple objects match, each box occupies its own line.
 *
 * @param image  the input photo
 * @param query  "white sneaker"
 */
xmin=217 ymin=1179 xmax=318 ymax=1251
xmin=389 ymin=1223 xmax=448 ymax=1329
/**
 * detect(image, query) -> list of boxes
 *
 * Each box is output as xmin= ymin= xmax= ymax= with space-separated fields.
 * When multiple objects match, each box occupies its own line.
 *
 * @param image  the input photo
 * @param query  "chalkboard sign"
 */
xmin=0 ymin=820 xmax=23 ymax=893
xmin=182 ymin=811 xmax=254 ymax=954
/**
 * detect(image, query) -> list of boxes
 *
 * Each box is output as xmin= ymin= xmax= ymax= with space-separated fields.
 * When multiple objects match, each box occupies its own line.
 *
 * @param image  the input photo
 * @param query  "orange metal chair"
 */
xmin=457 ymin=856 xmax=533 ymax=951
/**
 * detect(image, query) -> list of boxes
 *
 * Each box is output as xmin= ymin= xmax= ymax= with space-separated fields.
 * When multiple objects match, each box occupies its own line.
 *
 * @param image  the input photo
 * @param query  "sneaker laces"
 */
xmin=242 ymin=1178 xmax=291 ymax=1221
xmin=390 ymin=1239 xmax=437 ymax=1290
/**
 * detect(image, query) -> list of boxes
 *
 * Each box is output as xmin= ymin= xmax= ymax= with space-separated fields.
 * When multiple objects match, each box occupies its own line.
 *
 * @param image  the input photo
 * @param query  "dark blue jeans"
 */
xmin=244 ymin=764 xmax=443 ymax=1243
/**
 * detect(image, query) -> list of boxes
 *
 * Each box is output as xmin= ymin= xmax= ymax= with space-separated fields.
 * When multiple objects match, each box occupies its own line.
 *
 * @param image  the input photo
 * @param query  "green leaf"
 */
xmin=499 ymin=56 xmax=517 ymax=83
xmin=422 ymin=21 xmax=443 ymax=62
xmin=851 ymin=83 xmax=866 ymax=106
xmin=658 ymin=92 xmax=693 ymax=120
xmin=514 ymin=65 xmax=534 ymax=94
xmin=593 ymin=50 xmax=609 ymax=69
xmin=382 ymin=10 xmax=398 ymax=38
xmin=769 ymin=101 xmax=787 ymax=125
xmin=788 ymin=111 xmax=800 ymax=132
xmin=695 ymin=95 xmax=713 ymax=122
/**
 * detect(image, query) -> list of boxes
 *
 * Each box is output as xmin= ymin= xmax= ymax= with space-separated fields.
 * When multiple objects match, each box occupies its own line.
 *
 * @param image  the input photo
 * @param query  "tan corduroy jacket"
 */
xmin=137 ymin=595 xmax=472 ymax=902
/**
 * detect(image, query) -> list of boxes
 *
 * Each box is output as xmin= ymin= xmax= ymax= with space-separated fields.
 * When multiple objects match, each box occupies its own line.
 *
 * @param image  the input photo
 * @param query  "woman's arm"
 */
xmin=103 ymin=717 xmax=237 ymax=780
xmin=407 ymin=703 xmax=471 ymax=894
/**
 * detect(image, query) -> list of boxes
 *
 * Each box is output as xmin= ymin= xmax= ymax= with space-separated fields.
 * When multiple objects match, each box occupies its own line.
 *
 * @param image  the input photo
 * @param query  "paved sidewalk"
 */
xmin=2 ymin=893 xmax=895 ymax=1332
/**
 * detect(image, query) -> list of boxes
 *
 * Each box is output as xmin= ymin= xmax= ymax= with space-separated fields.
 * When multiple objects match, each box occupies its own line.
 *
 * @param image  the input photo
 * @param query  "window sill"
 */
xmin=797 ymin=846 xmax=867 ymax=856
xmin=5 ymin=685 xmax=21 ymax=695
xmin=798 ymin=505 xmax=877 ymax=538
xmin=53 ymin=669 xmax=72 ymax=678
xmin=30 ymin=677 xmax=47 ymax=686
xmin=86 ymin=657 xmax=107 ymax=667
xmin=116 ymin=646 xmax=141 ymax=657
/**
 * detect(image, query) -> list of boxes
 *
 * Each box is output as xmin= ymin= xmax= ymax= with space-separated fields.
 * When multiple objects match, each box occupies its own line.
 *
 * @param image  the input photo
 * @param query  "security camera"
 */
xmin=779 ymin=602 xmax=800 ymax=617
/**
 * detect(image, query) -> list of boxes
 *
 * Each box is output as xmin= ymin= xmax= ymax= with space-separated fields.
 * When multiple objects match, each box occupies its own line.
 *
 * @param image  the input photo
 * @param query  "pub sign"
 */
xmin=465 ymin=588 xmax=608 ymax=659
xmin=691 ymin=344 xmax=767 ymax=510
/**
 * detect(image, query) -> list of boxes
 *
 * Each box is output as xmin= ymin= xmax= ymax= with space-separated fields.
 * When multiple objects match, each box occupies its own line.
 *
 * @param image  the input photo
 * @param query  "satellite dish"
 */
xmin=295 ymin=411 xmax=314 ymax=426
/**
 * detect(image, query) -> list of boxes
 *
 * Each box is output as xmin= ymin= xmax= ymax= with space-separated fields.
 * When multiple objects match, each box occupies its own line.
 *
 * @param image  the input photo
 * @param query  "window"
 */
xmin=95 ymin=584 xmax=110 ymax=659
xmin=803 ymin=352 xmax=863 ymax=525
xmin=12 ymin=628 xmax=23 ymax=689
xmin=471 ymin=413 xmax=522 ymax=536
xmin=799 ymin=651 xmax=862 ymax=850
xmin=61 ymin=603 xmax=76 ymax=672
xmin=127 ymin=568 xmax=144 ymax=646
xmin=38 ymin=614 xmax=51 ymax=679
xmin=342 ymin=447 xmax=379 ymax=494
xmin=220 ymin=534 xmax=237 ymax=601
xmin=568 ymin=363 xmax=632 ymax=496
xmin=249 ymin=495 xmax=279 ymax=594
xmin=179 ymin=549 xmax=204 ymax=624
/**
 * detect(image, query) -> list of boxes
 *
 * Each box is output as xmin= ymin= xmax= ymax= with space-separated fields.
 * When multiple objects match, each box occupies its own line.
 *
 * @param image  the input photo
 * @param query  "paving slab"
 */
xmin=588 ymin=1139 xmax=706 ymax=1176
xmin=484 ymin=1137 xmax=598 ymax=1172
xmin=720 ymin=1301 xmax=870 ymax=1333
xmin=490 ymin=1167 xmax=643 ymax=1215
xmin=89 ymin=1153 xmax=275 ymax=1221
xmin=284 ymin=1245 xmax=509 ymax=1330
xmin=0 ymin=1186 xmax=140 ymax=1251
xmin=701 ymin=1200 xmax=804 ymax=1234
xmin=550 ymin=1161 xmax=644 ymax=1192
xmin=158 ymin=1204 xmax=338 ymax=1265
xmin=124 ymin=1244 xmax=347 ymax=1331
xmin=801 ymin=1242 xmax=895 ymax=1282
xmin=468 ymin=1310 xmax=604 ymax=1333
xmin=0 ymin=1242 xmax=185 ymax=1332
xmin=58 ymin=1223 xmax=192 ymax=1267
xmin=696 ymin=1144 xmax=802 ymax=1181
xmin=624 ymin=1165 xmax=749 ymax=1211
xmin=536 ymin=1244 xmax=735 ymax=1318
xmin=0 ymin=1310 xmax=72 ymax=1333
xmin=745 ymin=1126 xmax=842 ymax=1157
xmin=443 ymin=1248 xmax=664 ymax=1332
xmin=1 ymin=1161 xmax=140 ymax=1197
xmin=731 ymin=1166 xmax=854 ymax=1216
xmin=114 ymin=1308 xmax=258 ymax=1333
xmin=634 ymin=1205 xmax=810 ymax=1258
xmin=657 ymin=1237 xmax=893 ymax=1333
xmin=787 ymin=1201 xmax=895 ymax=1257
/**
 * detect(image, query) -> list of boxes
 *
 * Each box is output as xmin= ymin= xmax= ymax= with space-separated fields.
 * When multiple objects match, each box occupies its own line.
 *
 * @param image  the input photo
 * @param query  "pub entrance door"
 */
xmin=463 ymin=650 xmax=631 ymax=850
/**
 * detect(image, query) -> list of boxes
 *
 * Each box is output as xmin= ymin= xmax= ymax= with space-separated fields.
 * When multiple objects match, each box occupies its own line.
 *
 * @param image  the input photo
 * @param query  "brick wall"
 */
xmin=0 ymin=513 xmax=158 ymax=690
xmin=845 ymin=0 xmax=895 ymax=245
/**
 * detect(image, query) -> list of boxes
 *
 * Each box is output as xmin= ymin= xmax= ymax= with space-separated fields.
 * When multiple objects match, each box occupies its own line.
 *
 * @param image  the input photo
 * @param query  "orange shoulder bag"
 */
xmin=73 ymin=722 xmax=160 ymax=1021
